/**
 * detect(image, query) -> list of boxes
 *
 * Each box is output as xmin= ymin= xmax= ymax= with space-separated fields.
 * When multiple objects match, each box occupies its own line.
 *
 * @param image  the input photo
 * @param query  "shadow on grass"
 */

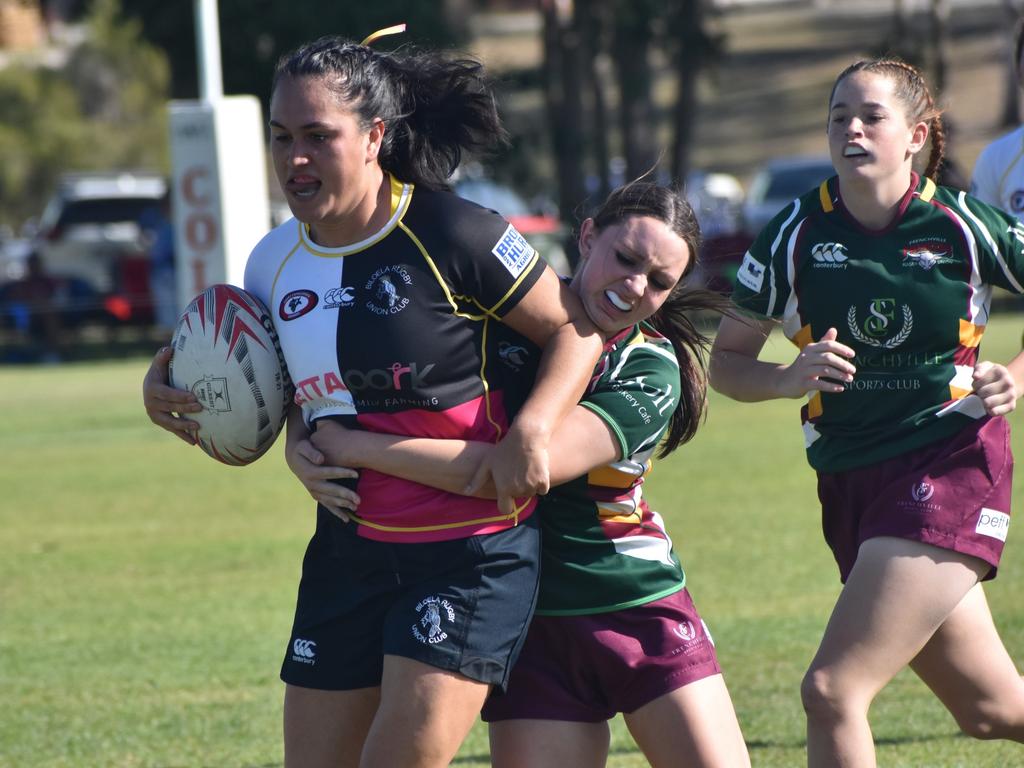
xmin=744 ymin=728 xmax=961 ymax=751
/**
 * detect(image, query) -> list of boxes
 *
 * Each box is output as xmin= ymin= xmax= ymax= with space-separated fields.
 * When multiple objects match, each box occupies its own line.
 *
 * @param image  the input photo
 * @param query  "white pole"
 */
xmin=194 ymin=0 xmax=224 ymax=102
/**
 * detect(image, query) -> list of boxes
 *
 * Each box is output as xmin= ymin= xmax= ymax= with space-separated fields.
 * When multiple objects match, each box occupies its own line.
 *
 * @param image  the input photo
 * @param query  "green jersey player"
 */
xmin=711 ymin=58 xmax=1024 ymax=765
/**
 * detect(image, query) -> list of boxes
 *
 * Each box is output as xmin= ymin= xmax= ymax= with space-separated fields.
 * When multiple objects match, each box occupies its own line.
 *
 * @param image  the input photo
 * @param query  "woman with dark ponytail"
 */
xmin=142 ymin=31 xmax=604 ymax=768
xmin=303 ymin=181 xmax=752 ymax=767
xmin=711 ymin=58 xmax=1024 ymax=764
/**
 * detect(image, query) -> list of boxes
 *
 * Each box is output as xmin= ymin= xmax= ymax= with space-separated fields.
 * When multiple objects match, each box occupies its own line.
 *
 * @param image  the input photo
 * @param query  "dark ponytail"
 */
xmin=273 ymin=36 xmax=507 ymax=189
xmin=588 ymin=182 xmax=733 ymax=457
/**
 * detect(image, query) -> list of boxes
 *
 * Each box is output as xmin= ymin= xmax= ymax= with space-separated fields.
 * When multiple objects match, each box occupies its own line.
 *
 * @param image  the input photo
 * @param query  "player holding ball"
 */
xmin=143 ymin=31 xmax=603 ymax=768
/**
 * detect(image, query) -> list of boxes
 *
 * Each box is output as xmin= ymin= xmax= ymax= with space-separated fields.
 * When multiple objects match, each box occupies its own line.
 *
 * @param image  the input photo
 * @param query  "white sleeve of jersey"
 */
xmin=970 ymin=142 xmax=1001 ymax=209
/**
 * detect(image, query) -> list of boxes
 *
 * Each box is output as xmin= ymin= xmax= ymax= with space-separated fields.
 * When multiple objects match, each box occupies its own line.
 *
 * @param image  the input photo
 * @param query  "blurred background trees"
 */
xmin=0 ymin=0 xmax=168 ymax=228
xmin=0 ymin=0 xmax=1019 ymax=235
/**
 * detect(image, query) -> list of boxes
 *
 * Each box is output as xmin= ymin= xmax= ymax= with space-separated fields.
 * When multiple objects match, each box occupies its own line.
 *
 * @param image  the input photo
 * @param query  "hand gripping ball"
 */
xmin=169 ymin=284 xmax=293 ymax=465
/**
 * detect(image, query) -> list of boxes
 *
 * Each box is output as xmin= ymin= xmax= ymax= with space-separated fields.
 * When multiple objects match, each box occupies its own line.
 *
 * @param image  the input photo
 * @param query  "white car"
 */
xmin=741 ymin=156 xmax=835 ymax=236
xmin=35 ymin=172 xmax=167 ymax=295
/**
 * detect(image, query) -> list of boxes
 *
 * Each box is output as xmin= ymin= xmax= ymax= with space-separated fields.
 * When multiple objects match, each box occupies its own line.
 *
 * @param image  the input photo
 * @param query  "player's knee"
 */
xmin=800 ymin=666 xmax=860 ymax=723
xmin=952 ymin=702 xmax=1024 ymax=742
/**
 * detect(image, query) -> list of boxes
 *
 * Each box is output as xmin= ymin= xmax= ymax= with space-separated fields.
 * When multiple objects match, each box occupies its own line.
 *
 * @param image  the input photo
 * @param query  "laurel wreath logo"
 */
xmin=846 ymin=304 xmax=913 ymax=349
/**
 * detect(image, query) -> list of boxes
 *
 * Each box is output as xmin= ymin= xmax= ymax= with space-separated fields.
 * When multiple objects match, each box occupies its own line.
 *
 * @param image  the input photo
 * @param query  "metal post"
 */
xmin=194 ymin=0 xmax=224 ymax=102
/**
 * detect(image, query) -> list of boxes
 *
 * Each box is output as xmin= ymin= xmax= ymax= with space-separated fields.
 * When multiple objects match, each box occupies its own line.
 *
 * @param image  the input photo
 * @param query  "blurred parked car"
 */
xmin=453 ymin=176 xmax=571 ymax=276
xmin=741 ymin=155 xmax=835 ymax=236
xmin=33 ymin=172 xmax=168 ymax=325
xmin=0 ymin=227 xmax=32 ymax=282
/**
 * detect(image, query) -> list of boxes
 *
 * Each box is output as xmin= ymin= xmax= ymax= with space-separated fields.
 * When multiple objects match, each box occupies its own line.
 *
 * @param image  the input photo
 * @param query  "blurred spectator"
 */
xmin=140 ymin=191 xmax=178 ymax=332
xmin=3 ymin=251 xmax=62 ymax=362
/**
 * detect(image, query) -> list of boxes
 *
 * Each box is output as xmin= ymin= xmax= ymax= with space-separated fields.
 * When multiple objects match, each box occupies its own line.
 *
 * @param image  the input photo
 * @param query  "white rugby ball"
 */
xmin=169 ymin=284 xmax=293 ymax=466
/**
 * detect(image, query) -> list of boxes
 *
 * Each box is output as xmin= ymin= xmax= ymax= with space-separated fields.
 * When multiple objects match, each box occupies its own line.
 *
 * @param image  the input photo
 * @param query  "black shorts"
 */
xmin=280 ymin=507 xmax=540 ymax=690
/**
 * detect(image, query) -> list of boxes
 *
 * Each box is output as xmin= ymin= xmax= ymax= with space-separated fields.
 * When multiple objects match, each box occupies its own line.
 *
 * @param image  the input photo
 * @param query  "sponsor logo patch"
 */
xmin=291 ymin=638 xmax=317 ymax=665
xmin=491 ymin=224 xmax=534 ymax=278
xmin=324 ymin=285 xmax=355 ymax=309
xmin=811 ymin=242 xmax=848 ymax=266
xmin=976 ymin=508 xmax=1010 ymax=542
xmin=279 ymin=289 xmax=318 ymax=321
xmin=736 ymin=252 xmax=765 ymax=292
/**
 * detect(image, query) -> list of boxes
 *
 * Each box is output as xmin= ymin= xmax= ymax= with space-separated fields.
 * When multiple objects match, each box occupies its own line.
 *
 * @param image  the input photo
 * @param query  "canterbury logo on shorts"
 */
xmin=291 ymin=638 xmax=317 ymax=664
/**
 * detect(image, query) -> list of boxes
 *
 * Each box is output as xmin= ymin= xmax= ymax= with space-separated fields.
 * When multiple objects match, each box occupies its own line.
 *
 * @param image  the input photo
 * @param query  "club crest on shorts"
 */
xmin=673 ymin=620 xmax=697 ymax=642
xmin=412 ymin=596 xmax=456 ymax=645
xmin=911 ymin=481 xmax=934 ymax=502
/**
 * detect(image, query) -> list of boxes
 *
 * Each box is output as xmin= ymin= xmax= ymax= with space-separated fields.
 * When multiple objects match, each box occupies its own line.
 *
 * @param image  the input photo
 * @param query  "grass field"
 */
xmin=2 ymin=315 xmax=1024 ymax=767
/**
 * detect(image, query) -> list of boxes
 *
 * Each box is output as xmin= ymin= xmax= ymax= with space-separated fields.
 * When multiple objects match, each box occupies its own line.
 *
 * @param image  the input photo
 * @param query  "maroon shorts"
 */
xmin=817 ymin=416 xmax=1013 ymax=583
xmin=480 ymin=587 xmax=721 ymax=723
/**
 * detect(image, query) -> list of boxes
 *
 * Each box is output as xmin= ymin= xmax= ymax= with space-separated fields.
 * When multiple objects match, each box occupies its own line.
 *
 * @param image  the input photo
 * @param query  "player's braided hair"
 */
xmin=590 ymin=182 xmax=731 ymax=457
xmin=830 ymin=58 xmax=945 ymax=180
xmin=272 ymin=36 xmax=508 ymax=189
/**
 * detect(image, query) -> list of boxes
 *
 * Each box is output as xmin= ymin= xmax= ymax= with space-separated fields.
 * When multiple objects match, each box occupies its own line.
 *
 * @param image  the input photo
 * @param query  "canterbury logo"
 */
xmin=292 ymin=638 xmax=316 ymax=658
xmin=811 ymin=242 xmax=848 ymax=263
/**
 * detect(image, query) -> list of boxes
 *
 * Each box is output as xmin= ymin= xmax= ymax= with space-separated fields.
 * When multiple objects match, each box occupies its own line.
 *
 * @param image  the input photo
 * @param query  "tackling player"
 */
xmin=292 ymin=182 xmax=751 ymax=768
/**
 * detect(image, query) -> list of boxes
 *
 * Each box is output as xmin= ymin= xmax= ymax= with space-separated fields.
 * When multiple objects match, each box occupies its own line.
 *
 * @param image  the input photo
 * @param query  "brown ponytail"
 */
xmin=829 ymin=58 xmax=944 ymax=179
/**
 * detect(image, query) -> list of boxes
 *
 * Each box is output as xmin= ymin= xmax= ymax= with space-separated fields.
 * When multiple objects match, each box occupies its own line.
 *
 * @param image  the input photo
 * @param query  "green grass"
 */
xmin=2 ymin=316 xmax=1024 ymax=767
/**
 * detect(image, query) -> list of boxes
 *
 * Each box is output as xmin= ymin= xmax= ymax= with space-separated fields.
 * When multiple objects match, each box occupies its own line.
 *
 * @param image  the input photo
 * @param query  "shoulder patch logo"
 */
xmin=736 ymin=251 xmax=766 ymax=292
xmin=491 ymin=224 xmax=534 ymax=278
xmin=279 ymin=289 xmax=319 ymax=321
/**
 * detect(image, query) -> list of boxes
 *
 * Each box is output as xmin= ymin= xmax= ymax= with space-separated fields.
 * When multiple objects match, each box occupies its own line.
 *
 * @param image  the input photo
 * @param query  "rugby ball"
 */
xmin=169 ymin=284 xmax=293 ymax=466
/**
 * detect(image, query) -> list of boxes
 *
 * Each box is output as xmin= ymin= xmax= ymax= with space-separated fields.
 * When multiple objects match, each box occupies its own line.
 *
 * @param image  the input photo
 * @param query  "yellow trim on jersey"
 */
xmin=478 ymin=315 xmax=504 ymax=441
xmin=598 ymin=509 xmax=642 ymax=523
xmin=819 ymin=181 xmax=833 ymax=212
xmin=792 ymin=324 xmax=824 ymax=418
xmin=949 ymin=385 xmax=972 ymax=401
xmin=396 ymin=215 xmax=511 ymax=442
xmin=489 ymin=247 xmax=541 ymax=317
xmin=270 ymin=235 xmax=306 ymax=304
xmin=587 ymin=462 xmax=649 ymax=490
xmin=807 ymin=392 xmax=823 ymax=419
xmin=398 ymin=220 xmax=487 ymax=321
xmin=919 ymin=177 xmax=937 ymax=202
xmin=958 ymin=318 xmax=985 ymax=348
xmin=347 ymin=500 xmax=530 ymax=533
xmin=300 ymin=176 xmax=413 ymax=257
xmin=792 ymin=323 xmax=814 ymax=349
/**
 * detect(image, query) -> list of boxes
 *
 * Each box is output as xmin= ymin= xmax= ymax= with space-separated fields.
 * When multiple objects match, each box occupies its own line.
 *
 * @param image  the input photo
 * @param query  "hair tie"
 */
xmin=361 ymin=23 xmax=407 ymax=47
